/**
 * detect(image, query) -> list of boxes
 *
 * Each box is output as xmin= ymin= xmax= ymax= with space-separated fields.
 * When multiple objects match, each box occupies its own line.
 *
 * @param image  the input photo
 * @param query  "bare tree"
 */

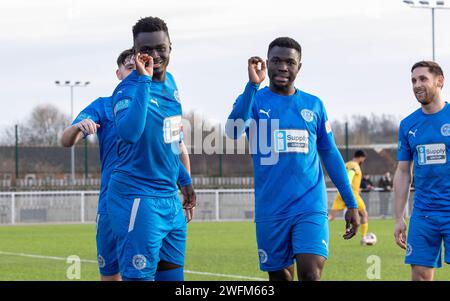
xmin=0 ymin=104 xmax=70 ymax=146
xmin=331 ymin=113 xmax=400 ymax=145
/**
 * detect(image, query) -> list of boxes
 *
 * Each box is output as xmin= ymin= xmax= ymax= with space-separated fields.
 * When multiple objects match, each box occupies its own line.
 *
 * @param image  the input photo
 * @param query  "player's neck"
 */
xmin=269 ymin=84 xmax=296 ymax=96
xmin=421 ymin=97 xmax=445 ymax=115
xmin=152 ymin=70 xmax=167 ymax=82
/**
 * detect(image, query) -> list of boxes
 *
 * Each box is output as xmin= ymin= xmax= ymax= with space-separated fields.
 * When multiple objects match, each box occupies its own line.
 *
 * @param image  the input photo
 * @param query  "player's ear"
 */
xmin=116 ymin=69 xmax=122 ymax=80
xmin=298 ymin=62 xmax=302 ymax=72
xmin=437 ymin=75 xmax=444 ymax=89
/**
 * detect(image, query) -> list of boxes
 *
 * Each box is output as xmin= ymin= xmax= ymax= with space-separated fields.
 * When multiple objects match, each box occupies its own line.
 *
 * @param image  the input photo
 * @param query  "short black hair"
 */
xmin=116 ymin=49 xmax=134 ymax=67
xmin=132 ymin=16 xmax=170 ymax=40
xmin=354 ymin=150 xmax=366 ymax=158
xmin=411 ymin=60 xmax=444 ymax=77
xmin=268 ymin=37 xmax=302 ymax=61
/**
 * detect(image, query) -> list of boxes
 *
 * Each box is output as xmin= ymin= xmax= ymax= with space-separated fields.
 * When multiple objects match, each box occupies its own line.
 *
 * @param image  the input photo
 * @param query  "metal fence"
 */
xmin=0 ymin=189 xmax=413 ymax=225
xmin=0 ymin=177 xmax=252 ymax=190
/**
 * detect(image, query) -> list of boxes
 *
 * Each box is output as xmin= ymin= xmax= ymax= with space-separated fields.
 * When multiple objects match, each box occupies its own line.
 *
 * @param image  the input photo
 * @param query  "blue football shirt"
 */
xmin=110 ymin=70 xmax=187 ymax=197
xmin=227 ymin=83 xmax=354 ymax=222
xmin=397 ymin=102 xmax=450 ymax=215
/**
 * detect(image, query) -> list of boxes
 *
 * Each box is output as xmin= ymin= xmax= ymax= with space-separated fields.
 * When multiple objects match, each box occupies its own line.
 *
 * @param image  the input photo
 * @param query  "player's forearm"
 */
xmin=60 ymin=125 xmax=83 ymax=147
xmin=393 ymin=168 xmax=412 ymax=221
xmin=320 ymin=147 xmax=358 ymax=208
xmin=115 ymin=76 xmax=151 ymax=143
xmin=225 ymin=82 xmax=259 ymax=139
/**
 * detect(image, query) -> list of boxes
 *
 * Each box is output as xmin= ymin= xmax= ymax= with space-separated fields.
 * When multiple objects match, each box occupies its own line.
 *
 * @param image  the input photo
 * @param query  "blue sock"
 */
xmin=155 ymin=267 xmax=184 ymax=281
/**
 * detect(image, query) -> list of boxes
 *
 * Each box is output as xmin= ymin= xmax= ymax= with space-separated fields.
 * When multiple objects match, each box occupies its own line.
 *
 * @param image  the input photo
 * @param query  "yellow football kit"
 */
xmin=331 ymin=161 xmax=366 ymax=211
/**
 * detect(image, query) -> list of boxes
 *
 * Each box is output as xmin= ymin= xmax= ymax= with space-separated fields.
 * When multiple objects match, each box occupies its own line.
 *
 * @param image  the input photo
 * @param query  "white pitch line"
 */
xmin=0 ymin=251 xmax=266 ymax=281
xmin=0 ymin=251 xmax=97 ymax=263
xmin=184 ymin=270 xmax=265 ymax=281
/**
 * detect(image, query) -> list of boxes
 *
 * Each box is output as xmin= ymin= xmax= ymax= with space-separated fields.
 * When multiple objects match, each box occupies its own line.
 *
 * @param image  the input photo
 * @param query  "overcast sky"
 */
xmin=1 ymin=0 xmax=449 ymax=130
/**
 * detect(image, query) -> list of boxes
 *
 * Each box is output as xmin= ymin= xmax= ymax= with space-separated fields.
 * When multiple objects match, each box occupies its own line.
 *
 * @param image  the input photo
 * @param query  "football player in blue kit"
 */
xmin=394 ymin=61 xmax=450 ymax=281
xmin=107 ymin=17 xmax=196 ymax=281
xmin=60 ymin=49 xmax=135 ymax=281
xmin=60 ymin=48 xmax=193 ymax=281
xmin=225 ymin=37 xmax=360 ymax=281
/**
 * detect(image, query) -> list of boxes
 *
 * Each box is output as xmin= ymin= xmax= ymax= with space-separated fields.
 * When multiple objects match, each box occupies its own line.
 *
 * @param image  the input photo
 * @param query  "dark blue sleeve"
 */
xmin=320 ymin=147 xmax=358 ymax=209
xmin=397 ymin=121 xmax=412 ymax=161
xmin=112 ymin=75 xmax=152 ymax=143
xmin=72 ymin=99 xmax=102 ymax=125
xmin=178 ymin=162 xmax=192 ymax=187
xmin=315 ymin=99 xmax=356 ymax=207
xmin=225 ymin=82 xmax=259 ymax=139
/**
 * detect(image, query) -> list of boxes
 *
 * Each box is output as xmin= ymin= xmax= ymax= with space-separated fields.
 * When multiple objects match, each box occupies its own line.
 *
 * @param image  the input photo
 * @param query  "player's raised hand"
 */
xmin=248 ymin=56 xmax=266 ymax=85
xmin=135 ymin=52 xmax=153 ymax=77
xmin=394 ymin=219 xmax=407 ymax=249
xmin=343 ymin=208 xmax=360 ymax=240
xmin=180 ymin=183 xmax=197 ymax=223
xmin=75 ymin=119 xmax=100 ymax=137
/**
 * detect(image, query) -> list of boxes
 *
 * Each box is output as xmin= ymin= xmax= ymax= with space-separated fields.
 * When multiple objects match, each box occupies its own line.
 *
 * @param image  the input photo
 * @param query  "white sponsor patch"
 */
xmin=274 ymin=129 xmax=309 ymax=153
xmin=416 ymin=143 xmax=446 ymax=165
xmin=163 ymin=115 xmax=182 ymax=143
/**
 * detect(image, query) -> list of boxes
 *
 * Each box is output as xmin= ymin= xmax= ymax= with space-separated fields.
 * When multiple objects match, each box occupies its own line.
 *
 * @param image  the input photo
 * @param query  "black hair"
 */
xmin=411 ymin=61 xmax=444 ymax=77
xmin=132 ymin=16 xmax=170 ymax=40
xmin=354 ymin=150 xmax=366 ymax=158
xmin=268 ymin=37 xmax=302 ymax=61
xmin=116 ymin=49 xmax=134 ymax=67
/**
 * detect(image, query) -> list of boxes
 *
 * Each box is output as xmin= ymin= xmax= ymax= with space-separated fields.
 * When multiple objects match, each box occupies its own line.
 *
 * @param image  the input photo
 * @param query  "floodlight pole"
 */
xmin=55 ymin=80 xmax=90 ymax=185
xmin=403 ymin=0 xmax=450 ymax=61
xmin=432 ymin=7 xmax=435 ymax=60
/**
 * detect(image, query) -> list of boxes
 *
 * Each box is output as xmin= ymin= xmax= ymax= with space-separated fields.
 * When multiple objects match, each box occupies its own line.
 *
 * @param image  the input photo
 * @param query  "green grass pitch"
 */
xmin=0 ymin=219 xmax=449 ymax=281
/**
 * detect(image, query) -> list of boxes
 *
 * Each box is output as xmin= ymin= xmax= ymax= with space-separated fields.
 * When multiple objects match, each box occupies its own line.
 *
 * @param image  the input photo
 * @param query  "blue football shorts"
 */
xmin=107 ymin=193 xmax=187 ymax=280
xmin=255 ymin=211 xmax=329 ymax=272
xmin=405 ymin=209 xmax=450 ymax=268
xmin=96 ymin=211 xmax=119 ymax=276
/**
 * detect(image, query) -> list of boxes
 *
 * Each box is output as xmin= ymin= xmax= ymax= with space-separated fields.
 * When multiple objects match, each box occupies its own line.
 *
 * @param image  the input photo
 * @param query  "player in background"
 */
xmin=394 ymin=61 xmax=450 ymax=281
xmin=60 ymin=49 xmax=193 ymax=281
xmin=329 ymin=150 xmax=371 ymax=245
xmin=225 ymin=37 xmax=360 ymax=281
xmin=107 ymin=17 xmax=196 ymax=281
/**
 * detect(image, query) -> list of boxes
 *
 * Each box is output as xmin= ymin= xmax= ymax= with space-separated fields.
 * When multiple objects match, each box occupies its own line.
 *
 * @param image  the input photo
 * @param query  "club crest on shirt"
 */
xmin=441 ymin=124 xmax=450 ymax=137
xmin=300 ymin=109 xmax=314 ymax=122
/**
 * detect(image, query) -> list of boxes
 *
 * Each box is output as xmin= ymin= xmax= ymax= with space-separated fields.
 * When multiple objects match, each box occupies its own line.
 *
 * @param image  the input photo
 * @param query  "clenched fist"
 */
xmin=248 ymin=56 xmax=266 ymax=85
xmin=135 ymin=52 xmax=154 ymax=77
